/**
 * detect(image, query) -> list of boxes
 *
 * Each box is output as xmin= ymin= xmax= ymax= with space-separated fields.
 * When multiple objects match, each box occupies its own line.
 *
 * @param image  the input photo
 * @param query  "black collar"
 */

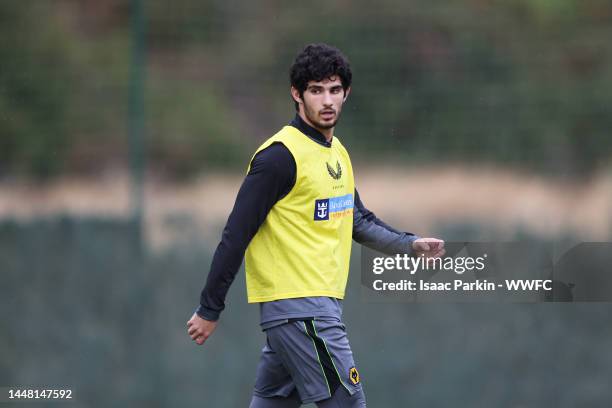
xmin=289 ymin=114 xmax=332 ymax=148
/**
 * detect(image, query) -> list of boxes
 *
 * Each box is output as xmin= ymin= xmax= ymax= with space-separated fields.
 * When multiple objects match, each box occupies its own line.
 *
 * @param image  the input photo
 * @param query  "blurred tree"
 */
xmin=0 ymin=3 xmax=75 ymax=177
xmin=1 ymin=0 xmax=611 ymax=179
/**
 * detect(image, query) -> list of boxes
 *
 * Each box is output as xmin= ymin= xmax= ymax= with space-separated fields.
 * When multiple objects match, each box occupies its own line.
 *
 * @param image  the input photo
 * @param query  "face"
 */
xmin=292 ymin=76 xmax=350 ymax=132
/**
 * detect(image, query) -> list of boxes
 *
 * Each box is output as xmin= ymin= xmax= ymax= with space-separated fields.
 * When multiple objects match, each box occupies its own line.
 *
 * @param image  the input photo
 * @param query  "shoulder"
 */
xmin=253 ymin=142 xmax=292 ymax=163
xmin=260 ymin=126 xmax=300 ymax=148
xmin=248 ymin=126 xmax=297 ymax=170
xmin=332 ymin=137 xmax=353 ymax=166
xmin=250 ymin=142 xmax=295 ymax=175
xmin=332 ymin=136 xmax=350 ymax=153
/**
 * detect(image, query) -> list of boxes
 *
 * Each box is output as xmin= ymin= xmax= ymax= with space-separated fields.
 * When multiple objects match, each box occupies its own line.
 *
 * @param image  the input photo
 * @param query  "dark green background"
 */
xmin=1 ymin=1 xmax=612 ymax=406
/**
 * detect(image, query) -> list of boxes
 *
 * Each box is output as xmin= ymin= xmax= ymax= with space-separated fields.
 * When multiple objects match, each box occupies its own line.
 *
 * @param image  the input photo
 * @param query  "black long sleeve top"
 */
xmin=197 ymin=115 xmax=417 ymax=321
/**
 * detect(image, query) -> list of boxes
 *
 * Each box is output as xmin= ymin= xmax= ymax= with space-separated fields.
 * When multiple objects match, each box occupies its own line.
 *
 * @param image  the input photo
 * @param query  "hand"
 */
xmin=412 ymin=237 xmax=446 ymax=265
xmin=187 ymin=312 xmax=218 ymax=345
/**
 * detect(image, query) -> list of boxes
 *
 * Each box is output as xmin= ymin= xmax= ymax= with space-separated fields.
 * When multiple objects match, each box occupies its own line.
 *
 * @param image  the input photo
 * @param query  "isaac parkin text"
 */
xmin=372 ymin=279 xmax=498 ymax=291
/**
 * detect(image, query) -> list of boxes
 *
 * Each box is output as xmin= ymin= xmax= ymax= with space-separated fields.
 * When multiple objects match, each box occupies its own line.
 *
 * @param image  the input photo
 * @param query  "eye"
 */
xmin=310 ymin=88 xmax=321 ymax=94
xmin=331 ymin=87 xmax=342 ymax=94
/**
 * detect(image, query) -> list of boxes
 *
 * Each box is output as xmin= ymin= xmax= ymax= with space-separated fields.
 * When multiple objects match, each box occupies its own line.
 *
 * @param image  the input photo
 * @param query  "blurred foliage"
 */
xmin=0 ymin=3 xmax=75 ymax=177
xmin=1 ymin=0 xmax=611 ymax=179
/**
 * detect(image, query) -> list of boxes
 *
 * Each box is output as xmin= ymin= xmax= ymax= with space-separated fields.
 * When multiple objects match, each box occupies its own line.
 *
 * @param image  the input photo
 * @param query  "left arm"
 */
xmin=352 ymin=188 xmax=418 ymax=254
xmin=352 ymin=188 xmax=445 ymax=258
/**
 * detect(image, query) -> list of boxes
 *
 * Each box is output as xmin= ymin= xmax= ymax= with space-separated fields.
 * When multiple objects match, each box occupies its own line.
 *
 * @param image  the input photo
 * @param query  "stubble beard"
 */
xmin=303 ymin=102 xmax=340 ymax=131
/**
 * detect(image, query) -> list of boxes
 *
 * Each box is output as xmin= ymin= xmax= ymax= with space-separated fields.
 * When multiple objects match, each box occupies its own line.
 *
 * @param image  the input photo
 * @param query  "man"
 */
xmin=187 ymin=43 xmax=445 ymax=407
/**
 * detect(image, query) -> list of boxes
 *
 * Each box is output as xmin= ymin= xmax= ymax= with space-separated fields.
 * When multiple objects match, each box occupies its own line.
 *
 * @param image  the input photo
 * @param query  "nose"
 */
xmin=323 ymin=90 xmax=333 ymax=106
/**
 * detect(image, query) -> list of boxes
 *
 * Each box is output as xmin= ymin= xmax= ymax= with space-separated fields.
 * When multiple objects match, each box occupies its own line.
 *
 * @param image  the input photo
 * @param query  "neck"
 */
xmin=298 ymin=111 xmax=333 ymax=142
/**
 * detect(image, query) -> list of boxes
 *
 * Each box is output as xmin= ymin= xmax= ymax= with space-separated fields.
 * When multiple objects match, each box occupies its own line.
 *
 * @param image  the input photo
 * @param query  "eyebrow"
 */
xmin=307 ymin=84 xmax=343 ymax=91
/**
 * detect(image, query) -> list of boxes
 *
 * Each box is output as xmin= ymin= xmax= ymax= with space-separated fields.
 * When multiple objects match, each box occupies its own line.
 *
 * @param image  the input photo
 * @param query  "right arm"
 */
xmin=187 ymin=142 xmax=296 ymax=345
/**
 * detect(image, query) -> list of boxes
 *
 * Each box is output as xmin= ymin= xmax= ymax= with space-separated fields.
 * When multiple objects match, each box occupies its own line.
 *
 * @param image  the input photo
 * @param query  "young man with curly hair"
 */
xmin=187 ymin=43 xmax=445 ymax=407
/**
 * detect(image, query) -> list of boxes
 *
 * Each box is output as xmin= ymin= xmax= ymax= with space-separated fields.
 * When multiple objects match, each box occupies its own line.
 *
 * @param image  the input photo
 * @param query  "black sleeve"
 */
xmin=354 ymin=189 xmax=403 ymax=234
xmin=352 ymin=188 xmax=419 ymax=255
xmin=196 ymin=142 xmax=296 ymax=321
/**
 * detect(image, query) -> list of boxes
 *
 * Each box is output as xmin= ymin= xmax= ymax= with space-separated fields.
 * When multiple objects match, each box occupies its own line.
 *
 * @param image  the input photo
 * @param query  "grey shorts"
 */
xmin=253 ymin=317 xmax=363 ymax=404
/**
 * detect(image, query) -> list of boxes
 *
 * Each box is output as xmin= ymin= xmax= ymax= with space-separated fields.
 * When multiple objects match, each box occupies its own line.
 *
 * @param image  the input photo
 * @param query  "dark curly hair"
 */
xmin=289 ymin=43 xmax=352 ymax=111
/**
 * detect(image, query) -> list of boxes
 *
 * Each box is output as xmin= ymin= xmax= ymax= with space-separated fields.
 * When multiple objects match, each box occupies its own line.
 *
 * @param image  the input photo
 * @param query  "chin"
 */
xmin=316 ymin=119 xmax=337 ymax=130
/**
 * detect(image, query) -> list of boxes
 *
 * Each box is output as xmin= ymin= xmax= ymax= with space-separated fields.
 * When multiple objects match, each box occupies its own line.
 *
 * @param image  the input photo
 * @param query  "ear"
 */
xmin=343 ymin=86 xmax=351 ymax=102
xmin=290 ymin=86 xmax=303 ymax=105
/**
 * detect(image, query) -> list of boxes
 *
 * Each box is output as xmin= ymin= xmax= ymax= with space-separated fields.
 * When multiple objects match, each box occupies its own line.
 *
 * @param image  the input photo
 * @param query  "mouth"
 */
xmin=320 ymin=110 xmax=336 ymax=120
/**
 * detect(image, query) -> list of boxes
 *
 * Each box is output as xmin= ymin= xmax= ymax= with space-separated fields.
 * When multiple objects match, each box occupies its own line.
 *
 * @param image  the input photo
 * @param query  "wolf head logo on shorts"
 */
xmin=349 ymin=366 xmax=360 ymax=385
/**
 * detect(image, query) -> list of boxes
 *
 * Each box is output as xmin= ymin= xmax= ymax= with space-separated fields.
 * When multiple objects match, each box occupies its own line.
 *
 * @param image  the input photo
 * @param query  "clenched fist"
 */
xmin=187 ymin=313 xmax=218 ymax=345
xmin=412 ymin=237 xmax=445 ymax=262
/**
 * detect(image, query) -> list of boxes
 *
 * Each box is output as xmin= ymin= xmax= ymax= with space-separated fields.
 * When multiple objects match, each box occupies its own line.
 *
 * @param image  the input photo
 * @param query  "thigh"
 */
xmin=304 ymin=318 xmax=363 ymax=398
xmin=267 ymin=318 xmax=363 ymax=405
xmin=253 ymin=337 xmax=297 ymax=399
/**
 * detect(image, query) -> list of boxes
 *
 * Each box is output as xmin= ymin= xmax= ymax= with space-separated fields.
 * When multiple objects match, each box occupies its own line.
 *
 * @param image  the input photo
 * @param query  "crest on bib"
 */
xmin=326 ymin=161 xmax=342 ymax=180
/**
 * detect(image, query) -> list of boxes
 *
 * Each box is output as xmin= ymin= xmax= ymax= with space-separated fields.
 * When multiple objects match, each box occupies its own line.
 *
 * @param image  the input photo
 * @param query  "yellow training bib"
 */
xmin=245 ymin=125 xmax=355 ymax=303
